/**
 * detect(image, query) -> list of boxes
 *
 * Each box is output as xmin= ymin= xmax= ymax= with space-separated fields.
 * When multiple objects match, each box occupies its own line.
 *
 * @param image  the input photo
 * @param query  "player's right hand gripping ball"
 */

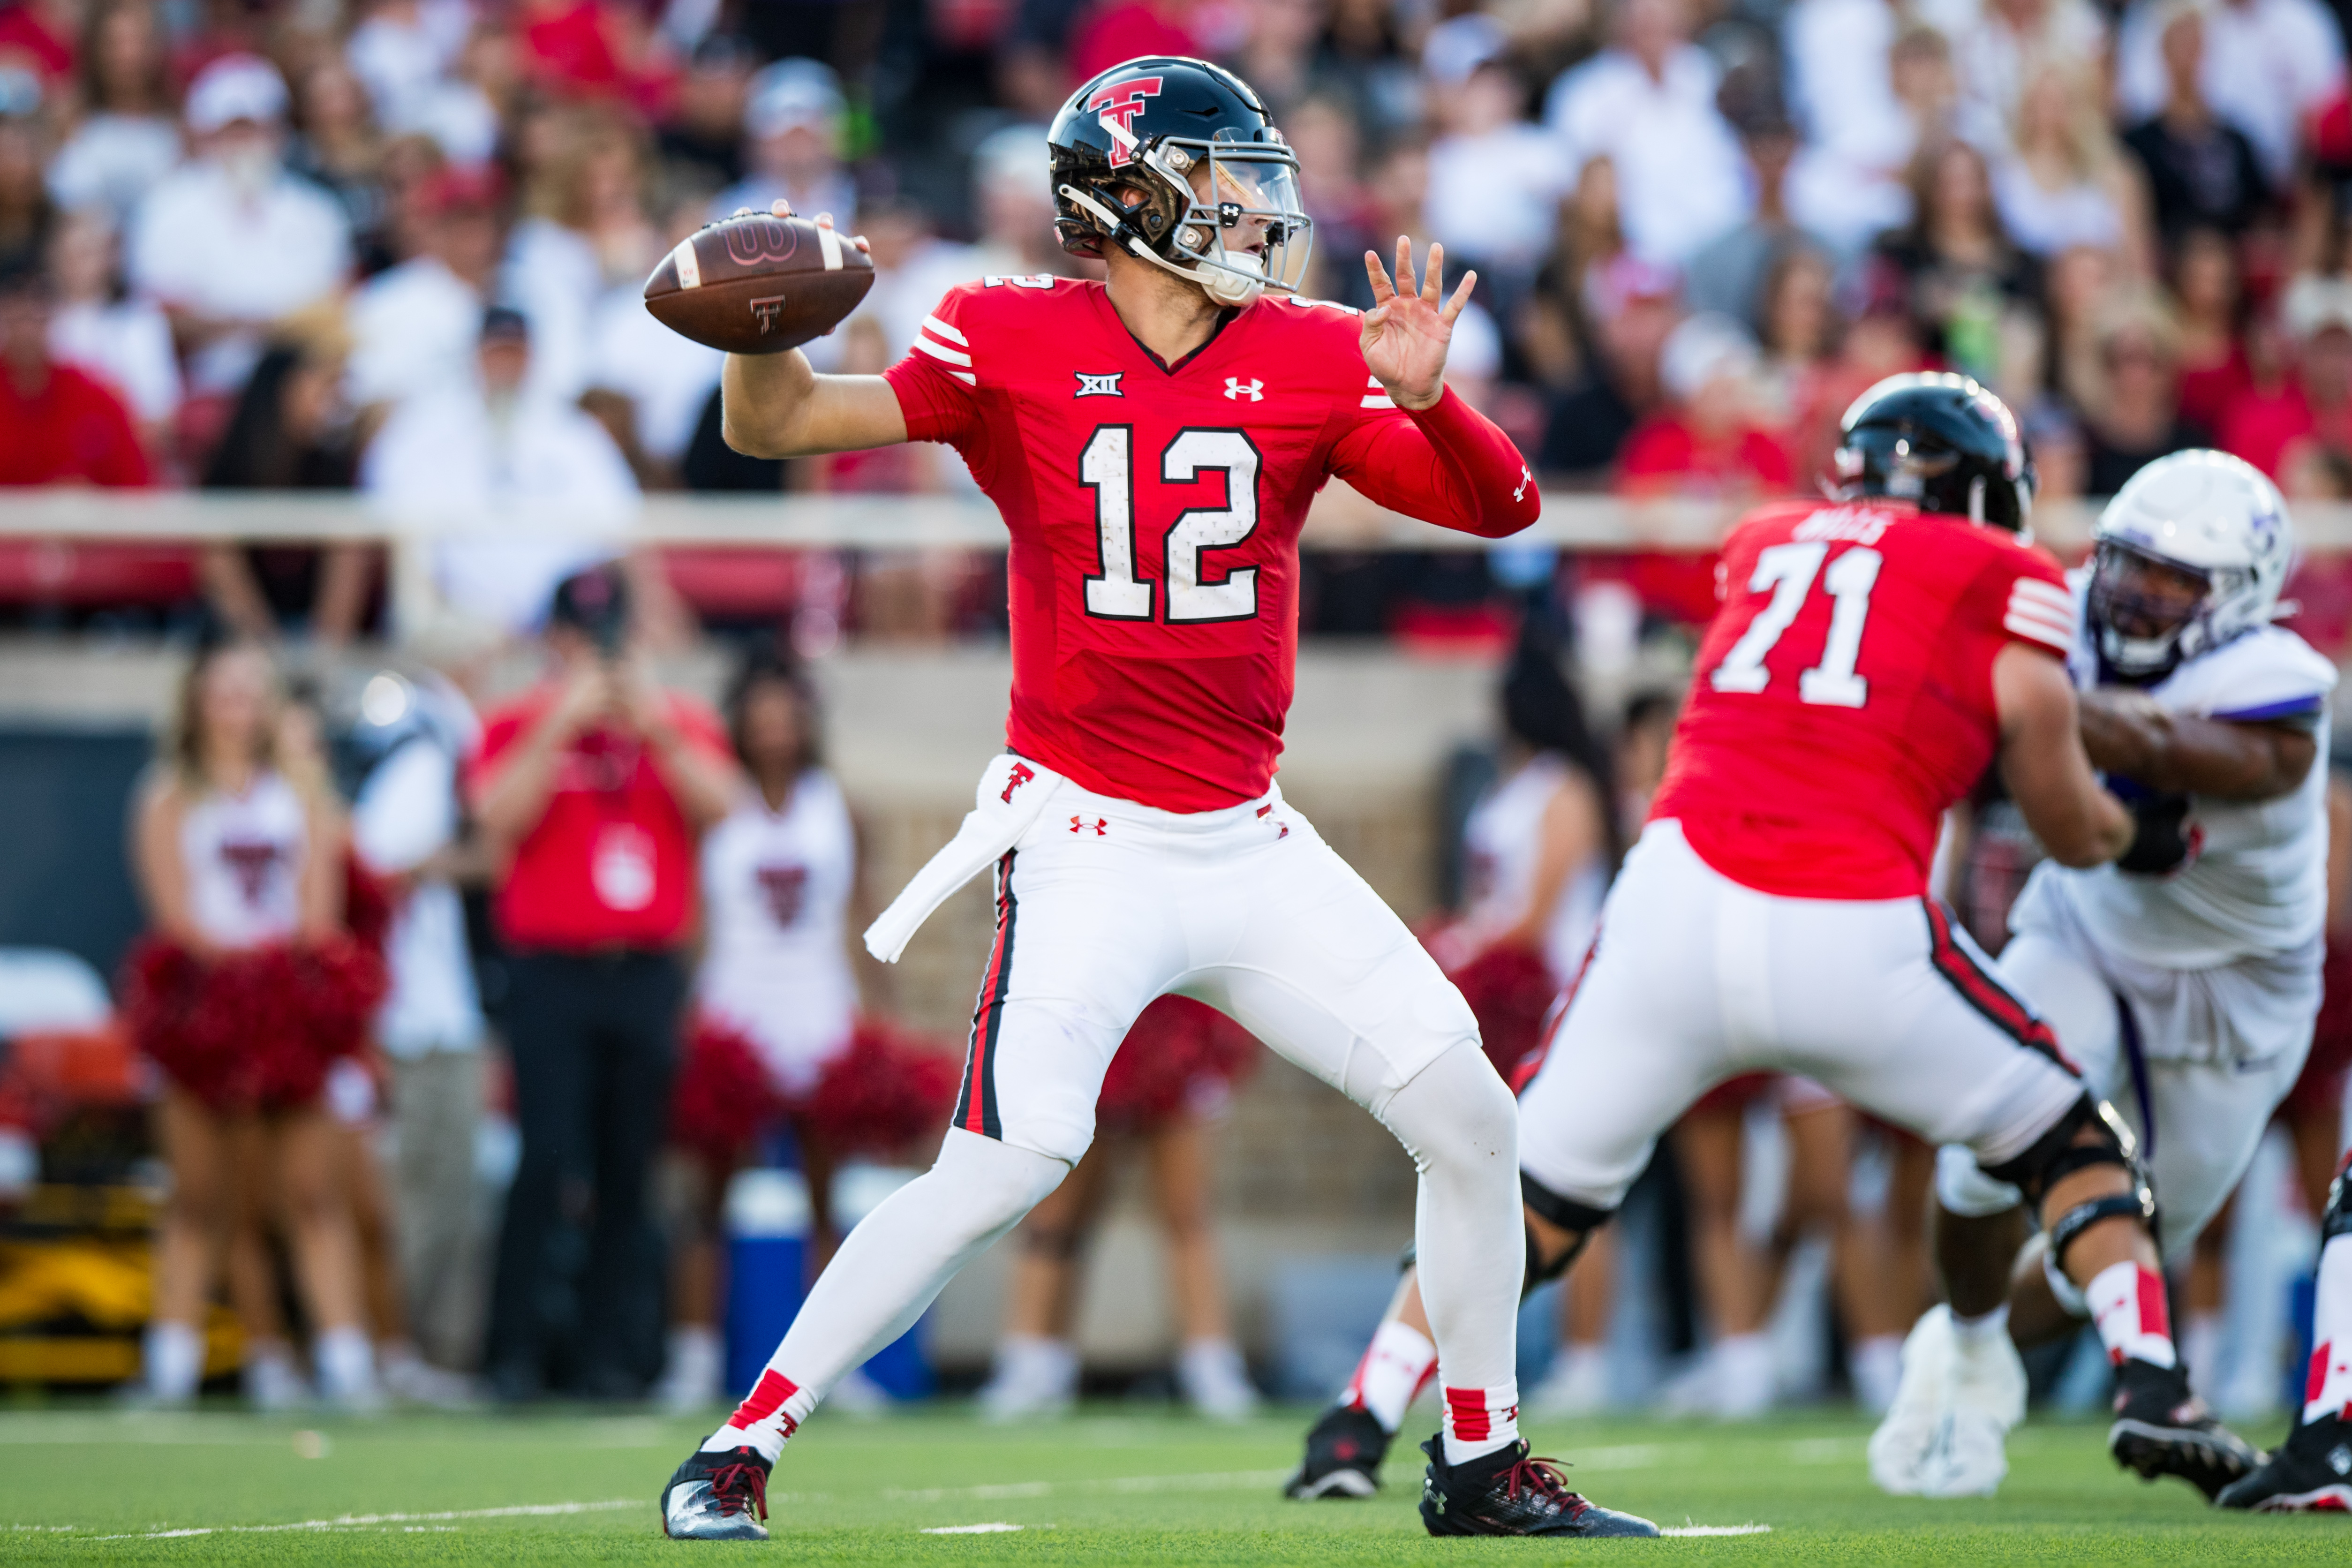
xmin=642 ymin=210 xmax=874 ymax=355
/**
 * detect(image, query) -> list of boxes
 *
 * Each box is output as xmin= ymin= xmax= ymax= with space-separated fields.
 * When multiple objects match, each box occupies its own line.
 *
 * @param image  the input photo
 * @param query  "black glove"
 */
xmin=2116 ymin=790 xmax=2197 ymax=876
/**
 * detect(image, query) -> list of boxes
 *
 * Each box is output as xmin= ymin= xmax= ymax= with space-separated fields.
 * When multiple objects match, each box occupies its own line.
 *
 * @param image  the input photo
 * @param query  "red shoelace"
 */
xmin=708 ymin=1457 xmax=770 ymax=1522
xmin=1500 ymin=1455 xmax=1591 ymax=1517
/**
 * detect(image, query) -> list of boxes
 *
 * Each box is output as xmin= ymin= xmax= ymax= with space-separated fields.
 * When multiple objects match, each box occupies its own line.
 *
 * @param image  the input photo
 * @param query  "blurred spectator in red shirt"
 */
xmin=1620 ymin=312 xmax=1793 ymax=499
xmin=1069 ymin=0 xmax=1199 ymax=86
xmin=0 ymin=256 xmax=149 ymax=486
xmin=0 ymin=0 xmax=74 ymax=82
xmin=466 ymin=564 xmax=736 ymax=1400
xmin=2170 ymin=226 xmax=2252 ymax=432
xmin=1606 ymin=313 xmax=1791 ymax=627
xmin=2223 ymin=276 xmax=2352 ymax=479
xmin=517 ymin=0 xmax=676 ymax=119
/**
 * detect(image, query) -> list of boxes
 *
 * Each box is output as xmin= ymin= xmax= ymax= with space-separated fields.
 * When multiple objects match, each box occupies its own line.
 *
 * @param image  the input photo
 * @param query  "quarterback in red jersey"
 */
xmin=1289 ymin=375 xmax=2254 ymax=1505
xmin=659 ymin=57 xmax=1652 ymax=1542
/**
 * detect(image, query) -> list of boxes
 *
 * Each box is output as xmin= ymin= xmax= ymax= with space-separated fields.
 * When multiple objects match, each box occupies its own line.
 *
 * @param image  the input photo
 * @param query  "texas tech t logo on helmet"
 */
xmin=1087 ymin=75 xmax=1162 ymax=168
xmin=1047 ymin=55 xmax=1315 ymax=306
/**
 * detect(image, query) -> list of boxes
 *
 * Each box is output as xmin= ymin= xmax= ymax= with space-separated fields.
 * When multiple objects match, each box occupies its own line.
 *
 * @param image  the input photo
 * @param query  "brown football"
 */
xmin=642 ymin=211 xmax=875 ymax=355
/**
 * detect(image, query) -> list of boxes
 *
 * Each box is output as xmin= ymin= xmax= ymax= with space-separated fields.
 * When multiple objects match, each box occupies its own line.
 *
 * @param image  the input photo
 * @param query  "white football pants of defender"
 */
xmin=1936 ymin=884 xmax=2319 ymax=1265
xmin=749 ymin=773 xmax=1523 ymax=1433
xmin=1516 ymin=822 xmax=2088 ymax=1211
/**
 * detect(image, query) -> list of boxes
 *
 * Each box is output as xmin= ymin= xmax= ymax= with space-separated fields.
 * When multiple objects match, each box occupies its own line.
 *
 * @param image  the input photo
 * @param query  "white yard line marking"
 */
xmin=884 ymin=1468 xmax=1291 ymax=1504
xmin=922 ymin=1522 xmax=1026 ymax=1534
xmin=1662 ymin=1523 xmax=1772 ymax=1537
xmin=76 ymin=1499 xmax=642 ymax=1541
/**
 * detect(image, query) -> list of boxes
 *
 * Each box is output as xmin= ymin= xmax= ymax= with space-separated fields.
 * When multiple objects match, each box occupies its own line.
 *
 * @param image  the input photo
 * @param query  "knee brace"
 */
xmin=1521 ymin=1170 xmax=1614 ymax=1287
xmin=1988 ymin=1096 xmax=2161 ymax=1273
xmin=1979 ymin=1094 xmax=2137 ymax=1206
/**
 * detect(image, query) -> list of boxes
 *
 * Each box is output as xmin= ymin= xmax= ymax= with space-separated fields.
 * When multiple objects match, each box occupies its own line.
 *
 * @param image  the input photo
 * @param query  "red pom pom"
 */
xmin=341 ymin=854 xmax=395 ymax=954
xmin=669 ymin=1015 xmax=784 ymax=1160
xmin=1443 ymin=940 xmax=1558 ymax=1087
xmin=792 ymin=1019 xmax=959 ymax=1157
xmin=1098 ymin=995 xmax=1260 ymax=1130
xmin=120 ymin=935 xmax=386 ymax=1113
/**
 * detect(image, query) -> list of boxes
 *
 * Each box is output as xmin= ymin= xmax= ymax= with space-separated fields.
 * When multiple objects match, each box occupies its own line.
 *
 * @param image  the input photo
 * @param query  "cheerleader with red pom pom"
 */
xmin=124 ymin=639 xmax=386 ymax=1409
xmin=975 ymin=995 xmax=1263 ymax=1421
xmin=656 ymin=648 xmax=955 ymax=1412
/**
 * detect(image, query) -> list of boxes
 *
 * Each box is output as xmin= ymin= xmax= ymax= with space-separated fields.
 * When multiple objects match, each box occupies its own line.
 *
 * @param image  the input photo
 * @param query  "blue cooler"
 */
xmin=723 ymin=1163 xmax=934 ymax=1402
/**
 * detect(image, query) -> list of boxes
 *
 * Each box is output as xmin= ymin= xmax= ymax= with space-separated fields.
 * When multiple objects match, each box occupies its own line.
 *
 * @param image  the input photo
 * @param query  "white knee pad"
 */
xmin=1936 ymin=1142 xmax=2026 ymax=1219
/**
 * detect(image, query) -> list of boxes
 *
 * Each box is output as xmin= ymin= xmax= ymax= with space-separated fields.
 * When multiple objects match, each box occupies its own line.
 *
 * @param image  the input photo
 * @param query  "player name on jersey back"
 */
xmin=1650 ymin=498 xmax=2075 ymax=901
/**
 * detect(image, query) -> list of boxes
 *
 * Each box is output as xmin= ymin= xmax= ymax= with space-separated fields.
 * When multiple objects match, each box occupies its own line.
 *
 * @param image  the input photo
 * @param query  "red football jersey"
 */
xmin=885 ymin=276 xmax=1538 ymax=812
xmin=1649 ymin=497 xmax=2075 ymax=899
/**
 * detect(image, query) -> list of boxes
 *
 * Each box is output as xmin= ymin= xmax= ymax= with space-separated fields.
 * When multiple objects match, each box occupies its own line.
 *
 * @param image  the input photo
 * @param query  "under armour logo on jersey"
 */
xmin=1074 ymin=371 xmax=1124 ymax=398
xmin=1514 ymin=464 xmax=1533 ymax=502
xmin=1070 ymin=815 xmax=1108 ymax=836
xmin=1224 ymin=377 xmax=1265 ymax=401
xmin=1001 ymin=761 xmax=1036 ymax=802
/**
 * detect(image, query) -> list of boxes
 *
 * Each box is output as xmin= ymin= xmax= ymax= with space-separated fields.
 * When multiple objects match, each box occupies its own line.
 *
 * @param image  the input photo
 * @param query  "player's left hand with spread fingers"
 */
xmin=1362 ymin=236 xmax=1474 ymax=412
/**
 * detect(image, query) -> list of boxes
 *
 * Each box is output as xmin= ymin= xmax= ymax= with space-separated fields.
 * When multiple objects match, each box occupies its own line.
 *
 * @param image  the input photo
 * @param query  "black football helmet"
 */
xmin=1831 ymin=372 xmax=2036 ymax=532
xmin=1047 ymin=56 xmax=1312 ymax=307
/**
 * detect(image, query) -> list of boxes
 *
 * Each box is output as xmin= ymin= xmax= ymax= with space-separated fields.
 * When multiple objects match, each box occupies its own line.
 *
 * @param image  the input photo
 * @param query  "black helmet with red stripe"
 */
xmin=1047 ymin=55 xmax=1313 ymax=308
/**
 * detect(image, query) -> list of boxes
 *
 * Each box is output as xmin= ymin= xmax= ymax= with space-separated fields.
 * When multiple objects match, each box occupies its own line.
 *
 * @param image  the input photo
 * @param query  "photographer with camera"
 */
xmin=469 ymin=565 xmax=738 ymax=1402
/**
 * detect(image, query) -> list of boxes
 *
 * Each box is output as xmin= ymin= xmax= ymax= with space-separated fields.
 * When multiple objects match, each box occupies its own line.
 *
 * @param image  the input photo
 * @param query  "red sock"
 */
xmin=2087 ymin=1262 xmax=2176 ymax=1370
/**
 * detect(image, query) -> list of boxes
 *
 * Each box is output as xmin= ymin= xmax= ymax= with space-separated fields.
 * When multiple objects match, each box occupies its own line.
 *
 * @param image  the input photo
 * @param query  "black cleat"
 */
xmin=1418 ymin=1436 xmax=1659 ymax=1537
xmin=1284 ymin=1403 xmax=1392 ymax=1499
xmin=2108 ymin=1357 xmax=2262 ymax=1501
xmin=660 ymin=1444 xmax=772 ymax=1540
xmin=2217 ymin=1413 xmax=2352 ymax=1512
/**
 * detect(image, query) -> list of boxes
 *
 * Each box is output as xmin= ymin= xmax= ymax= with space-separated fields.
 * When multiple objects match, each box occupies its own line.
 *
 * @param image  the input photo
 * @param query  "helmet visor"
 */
xmin=2090 ymin=540 xmax=2212 ymax=644
xmin=1160 ymin=142 xmax=1314 ymax=294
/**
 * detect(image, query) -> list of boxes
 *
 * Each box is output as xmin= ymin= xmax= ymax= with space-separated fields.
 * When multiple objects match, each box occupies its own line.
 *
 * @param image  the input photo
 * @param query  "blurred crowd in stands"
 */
xmin=4 ymin=0 xmax=2352 ymax=647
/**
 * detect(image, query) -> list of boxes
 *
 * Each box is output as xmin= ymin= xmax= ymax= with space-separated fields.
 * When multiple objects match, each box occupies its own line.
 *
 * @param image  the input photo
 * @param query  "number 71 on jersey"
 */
xmin=1709 ymin=542 xmax=1883 ymax=708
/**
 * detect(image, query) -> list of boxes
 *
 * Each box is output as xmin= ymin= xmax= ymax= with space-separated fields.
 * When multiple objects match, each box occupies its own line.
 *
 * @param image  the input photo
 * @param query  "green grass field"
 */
xmin=4 ymin=1402 xmax=2350 ymax=1564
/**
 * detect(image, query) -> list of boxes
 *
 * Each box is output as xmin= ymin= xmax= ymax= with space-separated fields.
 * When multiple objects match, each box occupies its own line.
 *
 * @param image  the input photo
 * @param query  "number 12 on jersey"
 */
xmin=1081 ymin=425 xmax=1263 ymax=624
xmin=1709 ymin=542 xmax=1883 ymax=708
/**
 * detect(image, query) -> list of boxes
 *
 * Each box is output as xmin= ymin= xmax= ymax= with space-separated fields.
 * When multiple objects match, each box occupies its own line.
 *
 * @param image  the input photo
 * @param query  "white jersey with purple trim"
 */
xmin=696 ymin=770 xmax=858 ymax=1094
xmin=2039 ymin=576 xmax=2337 ymax=969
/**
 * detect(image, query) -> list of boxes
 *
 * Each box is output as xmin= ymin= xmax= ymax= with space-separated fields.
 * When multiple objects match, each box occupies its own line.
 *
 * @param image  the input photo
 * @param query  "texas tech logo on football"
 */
xmin=1088 ymin=76 xmax=1162 ymax=168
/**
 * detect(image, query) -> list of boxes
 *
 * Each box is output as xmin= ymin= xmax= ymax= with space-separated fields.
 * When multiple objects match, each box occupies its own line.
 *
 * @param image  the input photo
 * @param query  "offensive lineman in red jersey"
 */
xmin=1289 ymin=376 xmax=2261 ymax=1504
xmin=658 ymin=58 xmax=1658 ymax=1540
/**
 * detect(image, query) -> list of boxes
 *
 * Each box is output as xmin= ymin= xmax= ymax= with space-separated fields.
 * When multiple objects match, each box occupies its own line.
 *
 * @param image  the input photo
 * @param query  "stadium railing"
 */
xmin=1 ymin=489 xmax=2340 ymax=630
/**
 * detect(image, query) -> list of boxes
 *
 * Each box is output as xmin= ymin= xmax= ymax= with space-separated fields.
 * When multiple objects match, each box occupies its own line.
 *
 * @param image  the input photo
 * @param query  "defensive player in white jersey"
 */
xmin=1872 ymin=450 xmax=2335 ymax=1498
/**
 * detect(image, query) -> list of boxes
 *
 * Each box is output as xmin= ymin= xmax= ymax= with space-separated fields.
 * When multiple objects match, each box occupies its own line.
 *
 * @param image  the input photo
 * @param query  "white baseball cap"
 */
xmin=186 ymin=53 xmax=288 ymax=134
xmin=1660 ymin=312 xmax=1760 ymax=402
xmin=744 ymin=58 xmax=843 ymax=139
